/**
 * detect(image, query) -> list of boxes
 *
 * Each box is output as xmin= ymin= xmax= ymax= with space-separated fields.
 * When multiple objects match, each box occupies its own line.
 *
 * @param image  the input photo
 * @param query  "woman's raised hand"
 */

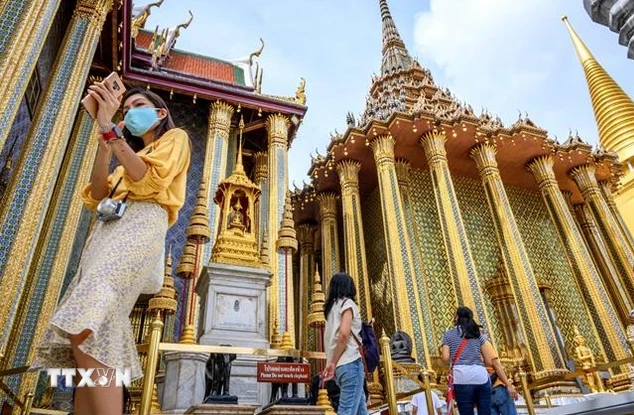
xmin=88 ymin=81 xmax=121 ymax=128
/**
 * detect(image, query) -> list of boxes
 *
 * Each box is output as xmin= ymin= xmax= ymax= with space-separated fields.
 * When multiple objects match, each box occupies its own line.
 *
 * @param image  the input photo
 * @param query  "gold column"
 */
xmin=3 ymin=109 xmax=98 ymax=398
xmin=572 ymin=202 xmax=632 ymax=321
xmin=297 ymin=223 xmax=316 ymax=352
xmin=266 ymin=113 xmax=290 ymax=341
xmin=203 ymin=101 xmax=234 ymax=261
xmin=421 ymin=131 xmax=492 ymax=329
xmin=317 ymin=192 xmax=341 ymax=288
xmin=570 ymin=165 xmax=634 ymax=301
xmin=470 ymin=143 xmax=566 ymax=378
xmin=370 ymin=134 xmax=425 ymax=363
xmin=253 ymin=151 xmax=268 ymax=247
xmin=599 ymin=181 xmax=634 ymax=255
xmin=336 ymin=160 xmax=372 ymax=319
xmin=0 ymin=0 xmax=112 ymax=354
xmin=0 ymin=0 xmax=62 ymax=151
xmin=394 ymin=159 xmax=437 ymax=361
xmin=278 ymin=192 xmax=298 ymax=345
xmin=528 ymin=155 xmax=630 ymax=366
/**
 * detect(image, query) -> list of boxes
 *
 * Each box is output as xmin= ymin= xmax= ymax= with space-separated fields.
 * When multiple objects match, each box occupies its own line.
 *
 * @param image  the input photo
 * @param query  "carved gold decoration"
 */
xmin=186 ymin=181 xmax=211 ymax=243
xmin=599 ymin=181 xmax=634 ymax=255
xmin=148 ymin=250 xmax=178 ymax=314
xmin=260 ymin=230 xmax=270 ymax=269
xmin=337 ymin=160 xmax=372 ymax=320
xmin=528 ymin=155 xmax=630 ymax=368
xmin=316 ymin=388 xmax=336 ymax=415
xmin=278 ymin=192 xmax=297 ymax=342
xmin=573 ymin=325 xmax=606 ymax=392
xmin=131 ymin=0 xmax=164 ymax=39
xmin=295 ymin=77 xmax=307 ymax=105
xmin=253 ymin=151 xmax=268 ymax=247
xmin=176 ymin=241 xmax=197 ymax=279
xmin=307 ymin=270 xmax=326 ymax=328
xmin=317 ymin=192 xmax=341 ymax=287
xmin=470 ymin=143 xmax=567 ymax=378
xmin=270 ymin=316 xmax=281 ymax=349
xmin=280 ymin=331 xmax=294 ymax=350
xmin=211 ymin=116 xmax=262 ymax=267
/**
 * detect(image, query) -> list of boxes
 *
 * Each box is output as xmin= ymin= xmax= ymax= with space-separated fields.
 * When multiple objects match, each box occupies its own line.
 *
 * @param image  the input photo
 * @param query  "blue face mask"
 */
xmin=124 ymin=107 xmax=161 ymax=136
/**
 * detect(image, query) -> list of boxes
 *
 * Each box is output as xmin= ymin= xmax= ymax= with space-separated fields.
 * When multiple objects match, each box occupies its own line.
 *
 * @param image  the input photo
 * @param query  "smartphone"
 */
xmin=81 ymin=72 xmax=126 ymax=119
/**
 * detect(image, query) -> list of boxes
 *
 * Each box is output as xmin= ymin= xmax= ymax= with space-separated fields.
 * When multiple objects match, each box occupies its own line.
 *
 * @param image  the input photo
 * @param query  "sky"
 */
xmin=147 ymin=0 xmax=634 ymax=186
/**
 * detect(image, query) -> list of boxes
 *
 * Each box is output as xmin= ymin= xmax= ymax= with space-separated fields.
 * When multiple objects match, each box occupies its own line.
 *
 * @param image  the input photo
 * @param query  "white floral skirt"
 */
xmin=32 ymin=201 xmax=168 ymax=381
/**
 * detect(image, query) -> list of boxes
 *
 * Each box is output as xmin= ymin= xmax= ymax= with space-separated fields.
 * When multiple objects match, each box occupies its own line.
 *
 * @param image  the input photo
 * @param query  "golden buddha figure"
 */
xmin=228 ymin=200 xmax=246 ymax=232
xmin=573 ymin=326 xmax=605 ymax=393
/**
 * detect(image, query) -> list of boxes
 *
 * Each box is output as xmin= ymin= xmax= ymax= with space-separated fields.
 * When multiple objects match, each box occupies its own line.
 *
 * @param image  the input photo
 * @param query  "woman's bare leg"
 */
xmin=70 ymin=331 xmax=93 ymax=415
xmin=71 ymin=330 xmax=123 ymax=415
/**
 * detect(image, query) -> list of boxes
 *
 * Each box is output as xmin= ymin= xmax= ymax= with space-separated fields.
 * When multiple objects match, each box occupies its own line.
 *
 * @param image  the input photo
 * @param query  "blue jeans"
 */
xmin=454 ymin=382 xmax=491 ymax=415
xmin=335 ymin=358 xmax=368 ymax=415
xmin=491 ymin=385 xmax=518 ymax=415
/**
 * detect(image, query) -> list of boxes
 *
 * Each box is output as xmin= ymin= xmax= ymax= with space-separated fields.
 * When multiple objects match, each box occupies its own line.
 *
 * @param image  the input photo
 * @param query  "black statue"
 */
xmin=390 ymin=331 xmax=416 ymax=363
xmin=203 ymin=347 xmax=238 ymax=404
xmin=267 ymin=357 xmax=310 ymax=406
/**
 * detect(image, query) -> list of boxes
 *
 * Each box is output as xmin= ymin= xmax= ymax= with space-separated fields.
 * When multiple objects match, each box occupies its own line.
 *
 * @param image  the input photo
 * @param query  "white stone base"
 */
xmin=161 ymin=351 xmax=208 ymax=413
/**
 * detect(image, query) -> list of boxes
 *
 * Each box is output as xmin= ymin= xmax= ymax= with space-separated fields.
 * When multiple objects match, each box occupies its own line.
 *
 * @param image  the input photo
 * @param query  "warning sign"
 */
xmin=256 ymin=362 xmax=311 ymax=383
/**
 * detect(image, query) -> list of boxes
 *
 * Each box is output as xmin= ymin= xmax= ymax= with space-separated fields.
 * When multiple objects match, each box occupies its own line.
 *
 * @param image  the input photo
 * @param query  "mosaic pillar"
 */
xmin=336 ymin=160 xmax=372 ymax=320
xmin=0 ymin=0 xmax=61 ymax=152
xmin=297 ymin=224 xmax=316 ymax=352
xmin=420 ymin=132 xmax=491 ymax=330
xmin=2 ymin=109 xmax=99 ymax=398
xmin=371 ymin=135 xmax=423 ymax=361
xmin=599 ymin=180 xmax=634 ymax=256
xmin=394 ymin=159 xmax=437 ymax=363
xmin=266 ymin=114 xmax=290 ymax=337
xmin=561 ymin=190 xmax=630 ymax=321
xmin=573 ymin=202 xmax=633 ymax=321
xmin=528 ymin=155 xmax=630 ymax=367
xmin=203 ymin=101 xmax=234 ymax=263
xmin=0 ymin=0 xmax=112 ymax=355
xmin=253 ymin=151 xmax=268 ymax=248
xmin=317 ymin=192 xmax=341 ymax=288
xmin=470 ymin=143 xmax=566 ymax=378
xmin=570 ymin=165 xmax=634 ymax=301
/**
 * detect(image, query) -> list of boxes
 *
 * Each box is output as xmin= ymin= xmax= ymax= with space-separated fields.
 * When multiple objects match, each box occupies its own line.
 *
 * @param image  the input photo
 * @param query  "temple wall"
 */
xmin=362 ymin=187 xmax=395 ymax=336
xmin=375 ymin=167 xmax=602 ymax=357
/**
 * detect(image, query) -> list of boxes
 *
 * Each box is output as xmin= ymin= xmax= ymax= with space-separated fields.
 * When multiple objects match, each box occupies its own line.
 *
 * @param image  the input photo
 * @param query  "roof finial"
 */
xmin=379 ymin=0 xmax=413 ymax=76
xmin=562 ymin=16 xmax=634 ymax=161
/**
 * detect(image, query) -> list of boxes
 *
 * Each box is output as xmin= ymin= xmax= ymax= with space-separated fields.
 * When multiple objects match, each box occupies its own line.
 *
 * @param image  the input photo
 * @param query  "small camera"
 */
xmin=96 ymin=198 xmax=127 ymax=222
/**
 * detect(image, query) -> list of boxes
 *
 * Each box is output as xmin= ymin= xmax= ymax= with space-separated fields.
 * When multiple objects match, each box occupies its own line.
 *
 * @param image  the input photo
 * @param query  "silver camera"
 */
xmin=96 ymin=198 xmax=127 ymax=222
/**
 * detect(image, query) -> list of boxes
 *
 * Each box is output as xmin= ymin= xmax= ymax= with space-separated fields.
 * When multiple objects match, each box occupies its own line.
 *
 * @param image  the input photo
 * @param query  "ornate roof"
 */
xmin=136 ymin=29 xmax=246 ymax=86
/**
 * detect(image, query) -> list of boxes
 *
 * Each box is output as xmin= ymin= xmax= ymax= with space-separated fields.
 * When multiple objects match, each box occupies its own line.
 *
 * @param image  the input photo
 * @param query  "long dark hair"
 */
xmin=121 ymin=87 xmax=175 ymax=152
xmin=455 ymin=306 xmax=482 ymax=339
xmin=324 ymin=272 xmax=356 ymax=319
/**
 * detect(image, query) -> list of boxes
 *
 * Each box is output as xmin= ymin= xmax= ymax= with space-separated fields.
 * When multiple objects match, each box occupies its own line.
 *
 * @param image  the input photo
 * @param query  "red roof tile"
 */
xmin=133 ymin=30 xmax=245 ymax=86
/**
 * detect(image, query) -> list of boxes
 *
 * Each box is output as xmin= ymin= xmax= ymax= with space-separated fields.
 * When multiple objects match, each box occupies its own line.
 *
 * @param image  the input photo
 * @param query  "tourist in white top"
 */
xmin=322 ymin=272 xmax=368 ymax=415
xmin=411 ymin=386 xmax=443 ymax=415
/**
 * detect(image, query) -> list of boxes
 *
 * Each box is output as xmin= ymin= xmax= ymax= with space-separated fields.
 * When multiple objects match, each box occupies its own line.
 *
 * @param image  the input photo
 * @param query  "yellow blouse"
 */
xmin=82 ymin=128 xmax=191 ymax=227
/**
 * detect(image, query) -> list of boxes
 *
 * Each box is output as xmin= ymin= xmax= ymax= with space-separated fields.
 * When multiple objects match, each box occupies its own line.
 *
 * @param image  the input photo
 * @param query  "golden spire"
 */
xmin=270 ymin=315 xmax=281 ymax=349
xmin=260 ymin=230 xmax=270 ymax=267
xmin=379 ymin=0 xmax=413 ymax=75
xmin=307 ymin=269 xmax=326 ymax=328
xmin=186 ymin=181 xmax=211 ymax=244
xmin=562 ymin=16 xmax=634 ymax=161
xmin=277 ymin=191 xmax=298 ymax=252
xmin=148 ymin=248 xmax=178 ymax=314
xmin=176 ymin=241 xmax=196 ymax=278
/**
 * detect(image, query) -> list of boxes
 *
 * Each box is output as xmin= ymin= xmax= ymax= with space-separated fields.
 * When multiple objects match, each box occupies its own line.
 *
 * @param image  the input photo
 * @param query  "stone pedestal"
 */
xmin=197 ymin=262 xmax=272 ymax=407
xmin=185 ymin=404 xmax=258 ymax=414
xmin=161 ymin=352 xmax=208 ymax=414
xmin=257 ymin=405 xmax=326 ymax=415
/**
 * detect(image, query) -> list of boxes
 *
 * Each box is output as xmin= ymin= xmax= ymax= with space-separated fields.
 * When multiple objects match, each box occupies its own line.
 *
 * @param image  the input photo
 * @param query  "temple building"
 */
xmin=0 ymin=0 xmax=633 ymax=413
xmin=293 ymin=0 xmax=634 ymax=399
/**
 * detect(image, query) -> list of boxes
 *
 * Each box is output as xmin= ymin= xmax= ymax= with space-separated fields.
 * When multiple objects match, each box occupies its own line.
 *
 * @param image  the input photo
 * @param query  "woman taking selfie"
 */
xmin=322 ymin=272 xmax=368 ymax=415
xmin=33 ymin=83 xmax=191 ymax=415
